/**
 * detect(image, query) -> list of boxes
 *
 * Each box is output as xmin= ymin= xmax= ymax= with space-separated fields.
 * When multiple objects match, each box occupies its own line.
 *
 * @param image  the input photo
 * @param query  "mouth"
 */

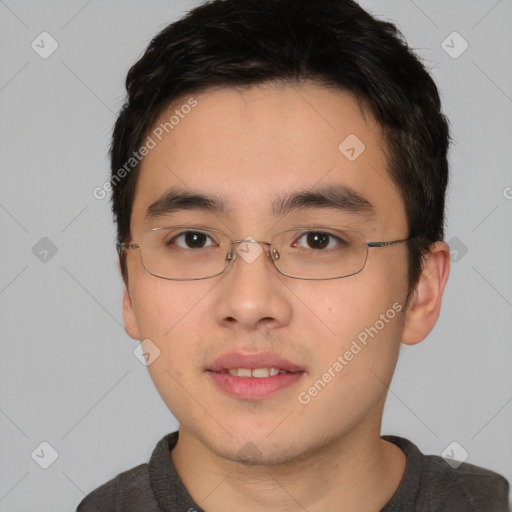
xmin=206 ymin=352 xmax=306 ymax=400
xmin=222 ymin=367 xmax=292 ymax=377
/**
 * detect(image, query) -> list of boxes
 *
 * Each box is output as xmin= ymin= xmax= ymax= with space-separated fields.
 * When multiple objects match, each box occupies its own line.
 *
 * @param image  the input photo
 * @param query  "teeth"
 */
xmin=252 ymin=368 xmax=270 ymax=378
xmin=226 ymin=367 xmax=284 ymax=378
xmin=237 ymin=368 xmax=252 ymax=378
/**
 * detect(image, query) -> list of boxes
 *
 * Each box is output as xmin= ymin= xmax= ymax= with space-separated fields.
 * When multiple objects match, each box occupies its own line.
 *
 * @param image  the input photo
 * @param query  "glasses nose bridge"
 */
xmin=228 ymin=238 xmax=279 ymax=265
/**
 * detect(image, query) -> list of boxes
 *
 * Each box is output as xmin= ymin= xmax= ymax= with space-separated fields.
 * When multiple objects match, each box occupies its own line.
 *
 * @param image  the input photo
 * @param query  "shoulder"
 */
xmin=423 ymin=453 xmax=510 ymax=510
xmin=76 ymin=463 xmax=160 ymax=512
xmin=76 ymin=432 xmax=178 ymax=511
xmin=384 ymin=435 xmax=510 ymax=511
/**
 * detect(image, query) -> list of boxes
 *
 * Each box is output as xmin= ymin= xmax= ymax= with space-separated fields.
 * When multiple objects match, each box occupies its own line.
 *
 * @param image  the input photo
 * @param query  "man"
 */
xmin=78 ymin=0 xmax=510 ymax=510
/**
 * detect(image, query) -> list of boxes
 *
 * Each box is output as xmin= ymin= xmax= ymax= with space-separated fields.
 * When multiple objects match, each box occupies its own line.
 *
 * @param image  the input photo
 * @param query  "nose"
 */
xmin=212 ymin=239 xmax=293 ymax=331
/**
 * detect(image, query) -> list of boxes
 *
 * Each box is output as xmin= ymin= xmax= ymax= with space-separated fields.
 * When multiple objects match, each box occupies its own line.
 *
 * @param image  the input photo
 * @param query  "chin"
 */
xmin=216 ymin=438 xmax=303 ymax=467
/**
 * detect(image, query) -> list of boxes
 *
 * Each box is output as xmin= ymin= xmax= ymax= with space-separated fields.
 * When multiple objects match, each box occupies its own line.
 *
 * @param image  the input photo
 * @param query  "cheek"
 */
xmin=129 ymin=276 xmax=202 ymax=339
xmin=310 ymin=264 xmax=406 ymax=336
xmin=130 ymin=279 xmax=211 ymax=418
xmin=294 ymin=287 xmax=405 ymax=432
xmin=320 ymin=287 xmax=404 ymax=375
xmin=128 ymin=276 xmax=215 ymax=378
xmin=300 ymin=258 xmax=407 ymax=390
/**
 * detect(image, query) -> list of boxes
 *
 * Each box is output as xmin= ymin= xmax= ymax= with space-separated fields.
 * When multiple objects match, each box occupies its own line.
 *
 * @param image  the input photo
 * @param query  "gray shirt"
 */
xmin=76 ymin=432 xmax=510 ymax=511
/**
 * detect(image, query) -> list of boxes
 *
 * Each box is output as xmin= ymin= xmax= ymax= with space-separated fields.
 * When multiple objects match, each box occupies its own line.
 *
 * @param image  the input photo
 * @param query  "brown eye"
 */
xmin=171 ymin=231 xmax=214 ymax=249
xmin=294 ymin=231 xmax=345 ymax=250
xmin=306 ymin=232 xmax=329 ymax=249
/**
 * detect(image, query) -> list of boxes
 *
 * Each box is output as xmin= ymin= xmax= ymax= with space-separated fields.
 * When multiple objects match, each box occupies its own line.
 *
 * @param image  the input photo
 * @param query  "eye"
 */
xmin=293 ymin=231 xmax=347 ymax=250
xmin=169 ymin=231 xmax=216 ymax=249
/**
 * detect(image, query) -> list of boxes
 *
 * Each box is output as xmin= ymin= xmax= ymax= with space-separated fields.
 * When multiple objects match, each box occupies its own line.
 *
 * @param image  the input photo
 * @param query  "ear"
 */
xmin=123 ymin=285 xmax=141 ymax=341
xmin=401 ymin=241 xmax=450 ymax=345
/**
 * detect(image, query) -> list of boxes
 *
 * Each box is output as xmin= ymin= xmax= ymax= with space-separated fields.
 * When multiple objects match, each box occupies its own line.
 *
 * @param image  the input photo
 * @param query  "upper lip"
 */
xmin=207 ymin=352 xmax=305 ymax=373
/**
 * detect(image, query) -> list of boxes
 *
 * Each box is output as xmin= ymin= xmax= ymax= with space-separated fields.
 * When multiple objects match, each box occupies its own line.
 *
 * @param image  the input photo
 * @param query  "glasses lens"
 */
xmin=140 ymin=227 xmax=231 ymax=280
xmin=138 ymin=226 xmax=368 ymax=280
xmin=272 ymin=228 xmax=368 ymax=279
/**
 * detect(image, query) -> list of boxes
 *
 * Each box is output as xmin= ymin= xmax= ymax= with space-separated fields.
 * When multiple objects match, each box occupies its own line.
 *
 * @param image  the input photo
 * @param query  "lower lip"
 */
xmin=207 ymin=371 xmax=304 ymax=400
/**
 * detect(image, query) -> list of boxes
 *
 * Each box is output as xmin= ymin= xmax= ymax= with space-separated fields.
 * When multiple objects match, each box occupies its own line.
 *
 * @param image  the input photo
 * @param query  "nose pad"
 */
xmin=270 ymin=247 xmax=280 ymax=261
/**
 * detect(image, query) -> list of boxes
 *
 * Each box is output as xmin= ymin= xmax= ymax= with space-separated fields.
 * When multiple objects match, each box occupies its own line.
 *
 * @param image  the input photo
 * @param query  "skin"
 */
xmin=122 ymin=82 xmax=450 ymax=511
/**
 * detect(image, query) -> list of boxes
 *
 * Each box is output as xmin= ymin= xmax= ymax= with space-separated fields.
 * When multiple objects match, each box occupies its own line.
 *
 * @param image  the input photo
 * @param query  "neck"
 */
xmin=170 ymin=417 xmax=406 ymax=511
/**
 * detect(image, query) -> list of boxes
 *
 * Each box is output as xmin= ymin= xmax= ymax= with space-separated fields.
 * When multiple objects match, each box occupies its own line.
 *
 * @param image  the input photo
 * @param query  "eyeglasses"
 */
xmin=118 ymin=225 xmax=414 ymax=281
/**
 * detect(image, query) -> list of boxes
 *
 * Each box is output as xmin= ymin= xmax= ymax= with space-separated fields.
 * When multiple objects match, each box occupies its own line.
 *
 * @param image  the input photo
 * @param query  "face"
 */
xmin=123 ymin=82 xmax=412 ymax=464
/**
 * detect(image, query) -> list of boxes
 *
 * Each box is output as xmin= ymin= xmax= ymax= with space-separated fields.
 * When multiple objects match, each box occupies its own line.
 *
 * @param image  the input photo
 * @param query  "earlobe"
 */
xmin=122 ymin=286 xmax=141 ymax=340
xmin=401 ymin=241 xmax=450 ymax=346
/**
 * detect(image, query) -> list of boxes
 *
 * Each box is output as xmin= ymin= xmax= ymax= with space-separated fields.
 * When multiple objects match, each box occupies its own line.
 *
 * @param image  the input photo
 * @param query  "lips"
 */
xmin=206 ymin=352 xmax=305 ymax=400
xmin=207 ymin=352 xmax=304 ymax=373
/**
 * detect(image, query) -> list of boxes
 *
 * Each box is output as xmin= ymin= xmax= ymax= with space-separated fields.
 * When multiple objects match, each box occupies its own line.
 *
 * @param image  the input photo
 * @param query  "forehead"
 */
xmin=131 ymin=82 xmax=406 ymax=235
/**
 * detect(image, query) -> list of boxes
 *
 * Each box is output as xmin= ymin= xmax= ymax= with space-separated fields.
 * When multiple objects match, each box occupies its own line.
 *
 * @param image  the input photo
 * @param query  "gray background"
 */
xmin=0 ymin=0 xmax=511 ymax=510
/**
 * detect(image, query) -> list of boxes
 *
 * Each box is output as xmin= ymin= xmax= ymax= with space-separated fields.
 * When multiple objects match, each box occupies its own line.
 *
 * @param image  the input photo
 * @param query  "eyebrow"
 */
xmin=144 ymin=184 xmax=375 ymax=222
xmin=145 ymin=189 xmax=232 ymax=222
xmin=272 ymin=185 xmax=375 ymax=218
